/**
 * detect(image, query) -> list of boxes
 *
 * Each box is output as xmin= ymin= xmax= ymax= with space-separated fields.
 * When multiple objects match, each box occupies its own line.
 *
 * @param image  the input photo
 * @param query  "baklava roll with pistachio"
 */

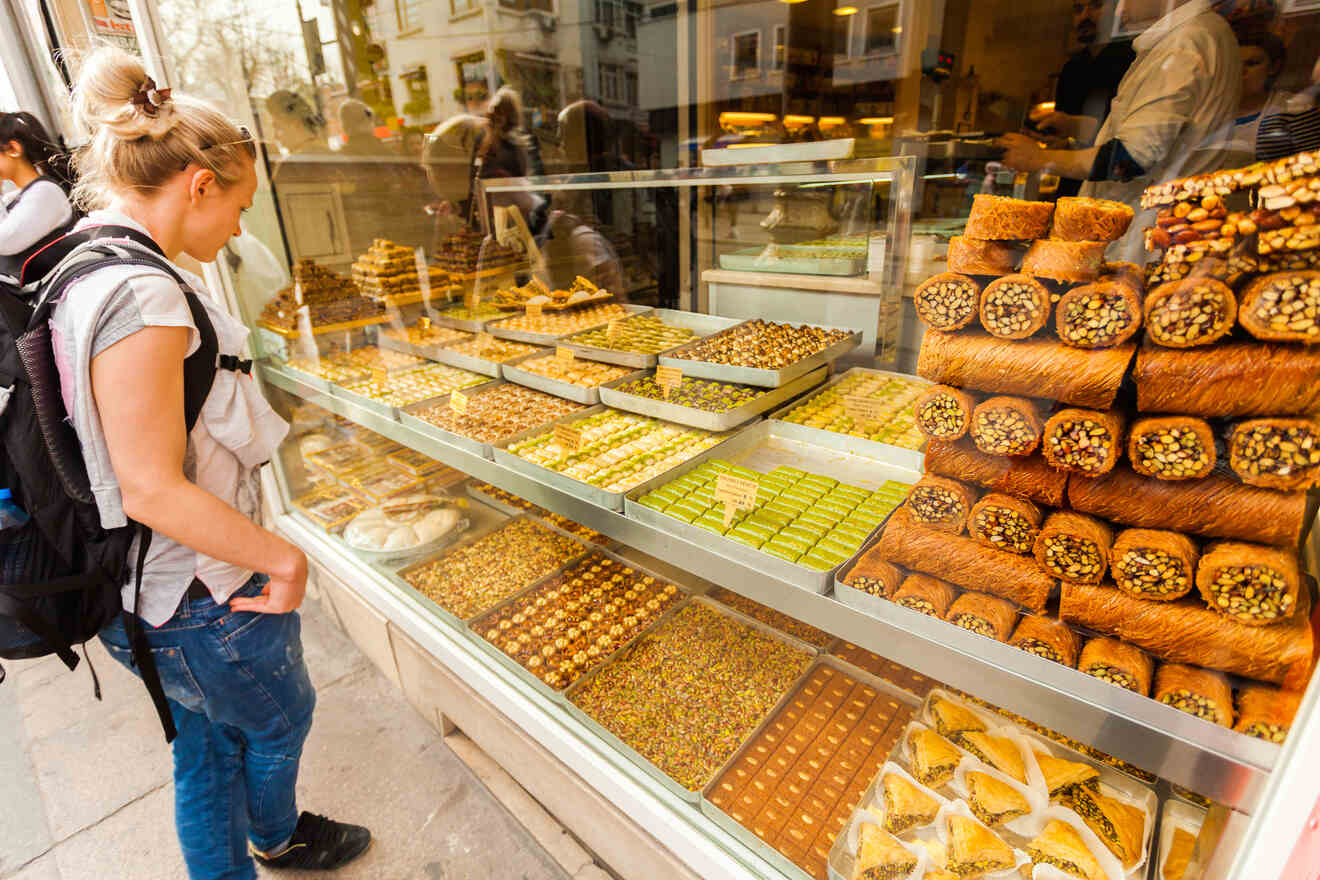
xmin=1127 ymin=416 xmax=1217 ymax=481
xmin=915 ymin=384 xmax=978 ymax=441
xmin=970 ymin=396 xmax=1047 ymax=457
xmin=1234 ymin=684 xmax=1303 ymax=744
xmin=1034 ymin=512 xmax=1113 ymax=584
xmin=979 ymin=274 xmax=1053 ymax=339
xmin=1227 ymin=417 xmax=1320 ymax=491
xmin=1055 ymin=280 xmax=1144 ymax=349
xmin=925 ymin=439 xmax=1068 ymax=506
xmin=891 ymin=573 xmax=958 ymax=618
xmin=906 ymin=475 xmax=977 ymax=534
xmin=1110 ymin=529 xmax=1200 ymax=601
xmin=1155 ymin=663 xmax=1234 ymax=727
xmin=1078 ymin=637 xmax=1153 ymax=696
xmin=842 ymin=556 xmax=904 ymax=598
xmin=915 ymin=272 xmax=983 ymax=331
xmin=1010 ymin=615 xmax=1081 ymax=666
xmin=1144 ymin=278 xmax=1238 ymax=348
xmin=946 ymin=591 xmax=1018 ymax=642
xmin=1043 ymin=408 xmax=1126 ymax=476
xmin=1237 ymin=270 xmax=1320 ymax=343
xmin=1196 ymin=541 xmax=1301 ymax=625
xmin=968 ymin=493 xmax=1042 ymax=555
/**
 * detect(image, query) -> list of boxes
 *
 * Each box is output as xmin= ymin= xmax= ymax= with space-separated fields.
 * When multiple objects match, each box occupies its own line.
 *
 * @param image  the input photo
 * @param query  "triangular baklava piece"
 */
xmin=1027 ymin=819 xmax=1108 ymax=880
xmin=853 ymin=822 xmax=917 ymax=880
xmin=1034 ymin=750 xmax=1101 ymax=800
xmin=930 ymin=695 xmax=987 ymax=737
xmin=946 ymin=814 xmax=1016 ymax=877
xmin=966 ymin=770 xmax=1031 ymax=827
xmin=908 ymin=728 xmax=962 ymax=789
xmin=1064 ymin=788 xmax=1145 ymax=868
xmin=952 ymin=730 xmax=1027 ymax=783
xmin=914 ymin=840 xmax=957 ymax=880
xmin=882 ymin=772 xmax=940 ymax=834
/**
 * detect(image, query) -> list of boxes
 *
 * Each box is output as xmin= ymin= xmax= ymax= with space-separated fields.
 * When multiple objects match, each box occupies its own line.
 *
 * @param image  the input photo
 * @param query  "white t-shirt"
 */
xmin=0 ymin=177 xmax=73 ymax=256
xmin=49 ymin=210 xmax=289 ymax=626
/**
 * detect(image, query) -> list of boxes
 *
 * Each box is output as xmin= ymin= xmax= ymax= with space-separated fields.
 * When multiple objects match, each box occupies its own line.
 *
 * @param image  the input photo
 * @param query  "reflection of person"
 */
xmin=58 ymin=47 xmax=370 ymax=877
xmin=264 ymin=89 xmax=330 ymax=157
xmin=337 ymin=98 xmax=392 ymax=156
xmin=535 ymin=100 xmax=624 ymax=295
xmin=998 ymin=0 xmax=1241 ymax=261
xmin=1219 ymin=27 xmax=1291 ymax=165
xmin=0 ymin=112 xmax=75 ymax=282
xmin=423 ymin=114 xmax=485 ymax=249
xmin=1246 ymin=35 xmax=1320 ymax=161
xmin=1036 ymin=0 xmax=1136 ymax=196
xmin=471 ymin=88 xmax=547 ymax=235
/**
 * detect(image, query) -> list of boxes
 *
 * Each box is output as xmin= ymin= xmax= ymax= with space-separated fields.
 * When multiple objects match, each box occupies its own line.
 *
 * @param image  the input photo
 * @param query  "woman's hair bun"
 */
xmin=72 ymin=47 xmax=180 ymax=141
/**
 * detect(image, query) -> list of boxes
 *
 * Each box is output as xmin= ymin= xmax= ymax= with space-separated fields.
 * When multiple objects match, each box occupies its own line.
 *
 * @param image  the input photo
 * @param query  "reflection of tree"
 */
xmin=158 ymin=0 xmax=308 ymax=110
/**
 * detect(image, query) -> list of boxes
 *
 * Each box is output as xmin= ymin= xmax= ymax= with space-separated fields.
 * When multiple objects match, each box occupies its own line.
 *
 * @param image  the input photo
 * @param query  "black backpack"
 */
xmin=0 ymin=225 xmax=233 ymax=742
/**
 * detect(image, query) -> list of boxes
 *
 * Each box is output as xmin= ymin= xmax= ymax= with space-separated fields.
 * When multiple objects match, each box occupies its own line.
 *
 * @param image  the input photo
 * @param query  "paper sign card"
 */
xmin=450 ymin=390 xmax=469 ymax=415
xmin=554 ymin=424 xmax=583 ymax=452
xmin=655 ymin=365 xmax=683 ymax=399
xmin=715 ymin=474 xmax=759 ymax=527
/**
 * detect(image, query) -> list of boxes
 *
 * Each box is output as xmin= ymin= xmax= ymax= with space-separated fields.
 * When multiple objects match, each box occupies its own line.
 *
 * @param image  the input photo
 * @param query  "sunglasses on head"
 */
xmin=187 ymin=125 xmax=258 ymax=169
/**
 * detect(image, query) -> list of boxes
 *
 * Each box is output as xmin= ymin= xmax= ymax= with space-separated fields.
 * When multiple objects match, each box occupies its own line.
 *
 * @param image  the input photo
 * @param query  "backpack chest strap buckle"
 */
xmin=217 ymin=354 xmax=252 ymax=375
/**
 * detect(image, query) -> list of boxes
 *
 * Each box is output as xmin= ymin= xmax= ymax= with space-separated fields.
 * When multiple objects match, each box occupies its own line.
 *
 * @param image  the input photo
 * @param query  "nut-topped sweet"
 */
xmin=468 ymin=481 xmax=611 ymax=546
xmin=512 ymin=353 xmax=634 ymax=388
xmin=401 ymin=518 xmax=583 ymax=619
xmin=337 ymin=362 xmax=488 ymax=406
xmin=473 ymin=553 xmax=683 ymax=689
xmin=412 ymin=384 xmax=583 ymax=443
xmin=488 ymin=303 xmax=632 ymax=337
xmin=613 ymin=374 xmax=764 ymax=412
xmin=380 ymin=321 xmax=470 ymax=349
xmin=445 ymin=335 xmax=542 ymax=362
xmin=568 ymin=601 xmax=812 ymax=792
xmin=668 ymin=319 xmax=853 ymax=370
xmin=565 ymin=313 xmax=695 ymax=354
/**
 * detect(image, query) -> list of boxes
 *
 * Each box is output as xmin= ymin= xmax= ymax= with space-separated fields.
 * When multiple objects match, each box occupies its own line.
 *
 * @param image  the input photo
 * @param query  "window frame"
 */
xmin=862 ymin=1 xmax=901 ymax=57
xmin=730 ymin=28 xmax=761 ymax=81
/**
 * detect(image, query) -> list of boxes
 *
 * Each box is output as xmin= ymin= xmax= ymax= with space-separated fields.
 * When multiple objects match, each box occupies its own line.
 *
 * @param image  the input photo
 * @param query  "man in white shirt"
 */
xmin=998 ymin=0 xmax=1242 ymax=261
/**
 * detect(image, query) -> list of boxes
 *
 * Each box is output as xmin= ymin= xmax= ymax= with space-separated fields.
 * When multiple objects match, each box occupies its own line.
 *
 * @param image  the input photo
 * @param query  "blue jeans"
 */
xmin=100 ymin=575 xmax=316 ymax=880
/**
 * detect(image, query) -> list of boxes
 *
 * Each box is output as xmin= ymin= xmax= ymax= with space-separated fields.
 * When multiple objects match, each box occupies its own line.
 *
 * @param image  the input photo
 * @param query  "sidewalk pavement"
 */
xmin=0 ymin=595 xmax=576 ymax=880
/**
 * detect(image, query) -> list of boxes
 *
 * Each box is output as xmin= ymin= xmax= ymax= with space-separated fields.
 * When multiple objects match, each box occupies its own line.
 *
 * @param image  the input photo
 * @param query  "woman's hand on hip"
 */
xmin=229 ymin=544 xmax=308 ymax=614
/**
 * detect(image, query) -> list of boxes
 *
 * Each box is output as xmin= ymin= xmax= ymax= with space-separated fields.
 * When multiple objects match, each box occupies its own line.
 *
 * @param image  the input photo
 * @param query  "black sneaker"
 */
xmin=253 ymin=812 xmax=372 ymax=870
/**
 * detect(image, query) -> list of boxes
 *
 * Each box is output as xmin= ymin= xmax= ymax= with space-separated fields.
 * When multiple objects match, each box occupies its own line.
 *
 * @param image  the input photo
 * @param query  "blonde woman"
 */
xmin=53 ymin=48 xmax=370 ymax=877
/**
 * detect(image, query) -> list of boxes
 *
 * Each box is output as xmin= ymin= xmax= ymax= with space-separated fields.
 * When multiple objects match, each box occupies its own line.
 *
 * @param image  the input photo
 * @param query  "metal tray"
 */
xmin=599 ymin=365 xmax=828 ymax=432
xmin=658 ymin=322 xmax=863 ymax=388
xmin=768 ymin=367 xmax=929 ymax=471
xmin=700 ymin=654 xmax=921 ymax=880
xmin=557 ymin=309 xmax=745 ymax=369
xmin=374 ymin=326 xmax=469 ymax=366
xmin=492 ymin=405 xmax=742 ymax=512
xmin=376 ymin=513 xmax=591 ymax=631
xmin=394 ymin=379 xmax=512 ymax=460
xmin=328 ymin=382 xmax=402 ymax=422
xmin=430 ymin=309 xmax=504 ymax=333
xmin=434 ymin=344 xmax=544 ymax=379
xmin=487 ymin=304 xmax=652 ymax=346
xmin=561 ymin=594 xmax=821 ymax=803
xmin=719 ymin=247 xmax=866 ymax=277
xmin=463 ymin=547 xmax=697 ymax=709
xmin=624 ymin=420 xmax=922 ymax=593
xmin=503 ymin=354 xmax=646 ymax=405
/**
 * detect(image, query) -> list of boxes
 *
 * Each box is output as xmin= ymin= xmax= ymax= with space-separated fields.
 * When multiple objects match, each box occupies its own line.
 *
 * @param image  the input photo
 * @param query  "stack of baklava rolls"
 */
xmin=854 ymin=172 xmax=1319 ymax=743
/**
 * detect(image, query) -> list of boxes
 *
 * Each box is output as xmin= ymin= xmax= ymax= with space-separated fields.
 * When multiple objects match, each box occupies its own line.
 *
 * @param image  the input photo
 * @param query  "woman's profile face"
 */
xmin=184 ymin=158 xmax=259 ymax=264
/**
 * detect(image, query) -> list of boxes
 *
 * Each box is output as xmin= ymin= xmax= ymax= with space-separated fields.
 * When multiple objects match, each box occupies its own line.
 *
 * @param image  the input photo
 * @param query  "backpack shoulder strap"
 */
xmin=19 ymin=224 xmax=163 ymax=288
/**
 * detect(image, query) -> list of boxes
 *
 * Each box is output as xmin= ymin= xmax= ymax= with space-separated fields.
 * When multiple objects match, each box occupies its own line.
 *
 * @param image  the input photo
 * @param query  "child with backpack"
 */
xmin=26 ymin=48 xmax=370 ymax=877
xmin=0 ymin=112 xmax=76 ymax=287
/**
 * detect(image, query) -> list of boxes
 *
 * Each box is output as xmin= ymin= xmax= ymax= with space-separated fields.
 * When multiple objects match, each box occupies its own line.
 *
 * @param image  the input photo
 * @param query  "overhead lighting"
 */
xmin=833 ymin=5 xmax=858 ymax=13
xmin=857 ymin=116 xmax=894 ymax=125
xmin=818 ymin=116 xmax=845 ymax=127
xmin=783 ymin=114 xmax=815 ymax=126
xmin=718 ymin=111 xmax=777 ymax=126
xmin=892 ymin=26 xmax=902 ymax=32
xmin=779 ymin=0 xmax=808 ymax=5
xmin=1034 ymin=101 xmax=1056 ymax=113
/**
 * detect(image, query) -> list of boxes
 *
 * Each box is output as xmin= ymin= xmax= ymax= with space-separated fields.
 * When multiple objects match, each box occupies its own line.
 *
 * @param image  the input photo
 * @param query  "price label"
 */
xmin=526 ymin=301 xmax=543 ymax=319
xmin=369 ymin=367 xmax=388 ymax=392
xmin=843 ymin=394 xmax=886 ymax=428
xmin=556 ymin=346 xmax=576 ymax=365
xmin=655 ymin=365 xmax=683 ymax=399
xmin=715 ymin=473 xmax=760 ymax=527
xmin=450 ymin=389 xmax=469 ymax=415
xmin=419 ymin=316 xmax=432 ymax=330
xmin=554 ymin=424 xmax=583 ymax=452
xmin=606 ymin=319 xmax=620 ymax=343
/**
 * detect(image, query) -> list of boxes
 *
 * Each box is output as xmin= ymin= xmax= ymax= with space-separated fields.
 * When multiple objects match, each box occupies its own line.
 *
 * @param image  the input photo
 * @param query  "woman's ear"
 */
xmin=4 ymin=140 xmax=21 ymax=158
xmin=188 ymin=167 xmax=218 ymax=205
